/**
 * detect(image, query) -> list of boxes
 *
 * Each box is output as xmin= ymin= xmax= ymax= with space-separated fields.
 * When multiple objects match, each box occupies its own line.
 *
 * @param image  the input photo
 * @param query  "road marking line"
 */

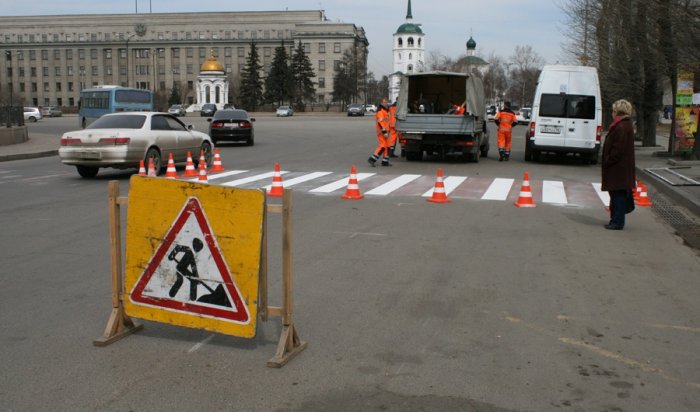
xmin=262 ymin=171 xmax=332 ymax=190
xmin=365 ymin=174 xmax=421 ymax=195
xmin=542 ymin=180 xmax=568 ymax=204
xmin=309 ymin=172 xmax=375 ymax=193
xmin=187 ymin=170 xmax=247 ymax=182
xmin=592 ymin=182 xmax=610 ymax=206
xmin=187 ymin=333 xmax=216 ymax=353
xmin=421 ymin=176 xmax=467 ymax=197
xmin=481 ymin=178 xmax=514 ymax=200
xmin=220 ymin=171 xmax=288 ymax=187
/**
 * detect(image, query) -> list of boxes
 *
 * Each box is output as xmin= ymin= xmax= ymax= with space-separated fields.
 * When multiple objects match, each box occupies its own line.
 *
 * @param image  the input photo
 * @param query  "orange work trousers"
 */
xmin=497 ymin=130 xmax=513 ymax=151
xmin=373 ymin=133 xmax=390 ymax=157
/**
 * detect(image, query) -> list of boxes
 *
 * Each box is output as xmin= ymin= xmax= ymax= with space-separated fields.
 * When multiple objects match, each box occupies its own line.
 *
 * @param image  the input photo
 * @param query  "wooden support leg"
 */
xmin=267 ymin=322 xmax=307 ymax=368
xmin=93 ymin=307 xmax=143 ymax=347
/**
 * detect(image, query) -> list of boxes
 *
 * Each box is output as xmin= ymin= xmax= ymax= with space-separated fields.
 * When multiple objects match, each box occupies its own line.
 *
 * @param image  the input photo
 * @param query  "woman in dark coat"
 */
xmin=601 ymin=99 xmax=636 ymax=230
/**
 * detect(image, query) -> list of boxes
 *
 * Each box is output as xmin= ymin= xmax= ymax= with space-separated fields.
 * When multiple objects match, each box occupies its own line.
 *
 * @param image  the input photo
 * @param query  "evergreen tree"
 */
xmin=167 ymin=81 xmax=182 ymax=106
xmin=239 ymin=41 xmax=264 ymax=112
xmin=290 ymin=40 xmax=317 ymax=111
xmin=264 ymin=42 xmax=292 ymax=106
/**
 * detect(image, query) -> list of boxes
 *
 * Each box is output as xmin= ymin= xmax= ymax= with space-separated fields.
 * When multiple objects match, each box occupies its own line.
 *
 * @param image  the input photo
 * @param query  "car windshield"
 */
xmin=213 ymin=110 xmax=248 ymax=121
xmin=278 ymin=106 xmax=290 ymax=110
xmin=170 ymin=105 xmax=181 ymax=109
xmin=349 ymin=104 xmax=363 ymax=108
xmin=87 ymin=114 xmax=146 ymax=129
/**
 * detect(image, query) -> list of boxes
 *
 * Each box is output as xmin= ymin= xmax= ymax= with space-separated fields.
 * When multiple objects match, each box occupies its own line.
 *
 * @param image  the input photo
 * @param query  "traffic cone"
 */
xmin=633 ymin=180 xmax=641 ymax=201
xmin=165 ymin=153 xmax=178 ymax=179
xmin=211 ymin=148 xmax=224 ymax=173
xmin=635 ymin=182 xmax=652 ymax=206
xmin=341 ymin=165 xmax=364 ymax=200
xmin=137 ymin=160 xmax=146 ymax=176
xmin=183 ymin=151 xmax=197 ymax=177
xmin=514 ymin=172 xmax=536 ymax=208
xmin=426 ymin=168 xmax=452 ymax=203
xmin=198 ymin=159 xmax=208 ymax=182
xmin=147 ymin=158 xmax=157 ymax=177
xmin=268 ymin=163 xmax=284 ymax=197
xmin=199 ymin=149 xmax=206 ymax=166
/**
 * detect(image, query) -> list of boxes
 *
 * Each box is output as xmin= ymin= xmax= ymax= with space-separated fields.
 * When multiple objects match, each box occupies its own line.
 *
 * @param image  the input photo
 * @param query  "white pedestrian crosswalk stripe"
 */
xmin=421 ymin=176 xmax=467 ymax=197
xmin=309 ymin=172 xmax=375 ymax=193
xmin=220 ymin=171 xmax=288 ymax=187
xmin=592 ymin=183 xmax=610 ymax=207
xmin=542 ymin=180 xmax=568 ymax=204
xmin=481 ymin=178 xmax=514 ymax=201
xmin=365 ymin=174 xmax=421 ymax=195
xmin=263 ymin=171 xmax=332 ymax=190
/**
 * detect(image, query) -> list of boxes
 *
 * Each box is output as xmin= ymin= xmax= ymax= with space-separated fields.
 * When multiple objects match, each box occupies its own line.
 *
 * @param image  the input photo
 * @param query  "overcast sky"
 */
xmin=0 ymin=0 xmax=568 ymax=76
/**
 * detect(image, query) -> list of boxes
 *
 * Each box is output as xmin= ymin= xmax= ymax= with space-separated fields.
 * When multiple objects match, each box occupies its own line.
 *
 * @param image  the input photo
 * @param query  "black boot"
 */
xmin=367 ymin=157 xmax=377 ymax=167
xmin=498 ymin=151 xmax=504 ymax=162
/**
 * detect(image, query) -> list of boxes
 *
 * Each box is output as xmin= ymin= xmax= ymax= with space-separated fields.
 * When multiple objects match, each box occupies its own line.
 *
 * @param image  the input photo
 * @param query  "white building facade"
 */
xmin=389 ymin=0 xmax=425 ymax=103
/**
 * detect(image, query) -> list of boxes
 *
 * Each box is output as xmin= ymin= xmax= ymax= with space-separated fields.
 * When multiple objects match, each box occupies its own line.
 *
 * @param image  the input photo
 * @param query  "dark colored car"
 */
xmin=347 ymin=103 xmax=365 ymax=116
xmin=207 ymin=109 xmax=255 ymax=146
xmin=200 ymin=103 xmax=217 ymax=117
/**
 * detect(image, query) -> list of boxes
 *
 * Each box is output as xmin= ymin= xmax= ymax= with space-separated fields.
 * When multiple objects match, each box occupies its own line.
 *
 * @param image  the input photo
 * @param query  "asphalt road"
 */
xmin=1 ymin=115 xmax=699 ymax=411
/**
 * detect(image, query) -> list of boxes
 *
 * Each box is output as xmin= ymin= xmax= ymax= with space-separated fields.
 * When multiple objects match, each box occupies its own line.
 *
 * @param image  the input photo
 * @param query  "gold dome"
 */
xmin=200 ymin=52 xmax=224 ymax=72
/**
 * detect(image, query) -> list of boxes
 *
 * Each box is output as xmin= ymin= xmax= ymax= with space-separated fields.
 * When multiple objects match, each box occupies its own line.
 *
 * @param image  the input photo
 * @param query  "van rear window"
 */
xmin=539 ymin=94 xmax=595 ymax=119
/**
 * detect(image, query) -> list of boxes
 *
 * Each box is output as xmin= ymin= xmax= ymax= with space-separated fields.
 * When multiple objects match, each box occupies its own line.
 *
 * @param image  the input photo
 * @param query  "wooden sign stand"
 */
xmin=260 ymin=189 xmax=307 ymax=368
xmin=93 ymin=181 xmax=306 ymax=368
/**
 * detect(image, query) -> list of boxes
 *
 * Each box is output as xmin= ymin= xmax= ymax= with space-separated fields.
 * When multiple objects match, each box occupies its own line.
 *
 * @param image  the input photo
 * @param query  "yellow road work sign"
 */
xmin=124 ymin=176 xmax=264 ymax=338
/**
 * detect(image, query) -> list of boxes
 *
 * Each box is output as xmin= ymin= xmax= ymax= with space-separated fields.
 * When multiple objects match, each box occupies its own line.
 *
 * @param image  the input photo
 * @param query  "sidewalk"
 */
xmin=1 ymin=125 xmax=699 ymax=220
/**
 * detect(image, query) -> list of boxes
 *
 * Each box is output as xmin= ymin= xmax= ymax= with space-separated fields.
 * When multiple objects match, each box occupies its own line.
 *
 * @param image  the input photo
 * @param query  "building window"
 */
xmin=237 ymin=47 xmax=245 ymax=58
xmin=42 ymin=67 xmax=49 ymax=76
xmin=29 ymin=50 xmax=36 ymax=60
xmin=32 ymin=82 xmax=38 ymax=92
xmin=17 ymin=51 xmax=24 ymax=61
xmin=92 ymin=66 xmax=98 ymax=76
xmin=56 ymin=82 xmax=62 ymax=92
xmin=90 ymin=49 xmax=97 ymax=59
xmin=104 ymin=49 xmax=112 ymax=59
xmin=6 ymin=68 xmax=11 ymax=77
xmin=304 ymin=43 xmax=310 ymax=54
xmin=104 ymin=33 xmax=111 ymax=42
xmin=319 ymin=43 xmax=325 ymax=54
xmin=187 ymin=80 xmax=193 ymax=90
xmin=159 ymin=81 xmax=166 ymax=90
xmin=238 ymin=32 xmax=245 ymax=39
xmin=199 ymin=32 xmax=206 ymax=40
xmin=106 ymin=66 xmax=112 ymax=75
xmin=185 ymin=32 xmax=192 ymax=40
xmin=41 ymin=50 xmax=48 ymax=60
xmin=334 ymin=43 xmax=341 ymax=53
xmin=19 ymin=82 xmax=25 ymax=92
xmin=225 ymin=47 xmax=232 ymax=57
xmin=79 ymin=34 xmax=85 ymax=42
xmin=158 ymin=32 xmax=164 ymax=40
xmin=29 ymin=34 xmax=35 ymax=42
xmin=187 ymin=64 xmax=193 ymax=74
xmin=66 ymin=50 xmax=72 ymax=60
xmin=318 ymin=77 xmax=325 ymax=88
xmin=172 ymin=32 xmax=178 ymax=40
xmin=57 ymin=98 xmax=62 ymax=106
xmin=54 ymin=66 xmax=61 ymax=76
xmin=120 ymin=49 xmax=126 ymax=59
xmin=44 ymin=82 xmax=49 ymax=92
xmin=135 ymin=49 xmax=149 ymax=59
xmin=78 ymin=49 xmax=85 ymax=59
xmin=19 ymin=68 xmax=25 ymax=77
xmin=199 ymin=48 xmax=206 ymax=58
xmin=225 ymin=31 xmax=231 ymax=39
xmin=31 ymin=67 xmax=37 ymax=77
xmin=119 ymin=66 xmax=126 ymax=76
xmin=398 ymin=38 xmax=403 ymax=47
xmin=67 ymin=66 xmax=73 ymax=76
xmin=41 ymin=34 xmax=47 ymax=42
xmin=225 ymin=64 xmax=231 ymax=73
xmin=172 ymin=48 xmax=180 ymax=58
xmin=186 ymin=48 xmax=193 ymax=58
xmin=53 ymin=50 xmax=60 ymax=59
xmin=157 ymin=48 xmax=165 ymax=58
xmin=68 ymin=82 xmax=73 ymax=91
xmin=334 ymin=60 xmax=341 ymax=70
xmin=91 ymin=33 xmax=97 ymax=42
xmin=318 ymin=60 xmax=325 ymax=71
xmin=408 ymin=37 xmax=414 ymax=47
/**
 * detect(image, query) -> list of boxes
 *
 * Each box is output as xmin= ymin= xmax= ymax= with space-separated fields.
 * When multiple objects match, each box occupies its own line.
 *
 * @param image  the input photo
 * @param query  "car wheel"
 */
xmin=145 ymin=147 xmax=162 ymax=175
xmin=28 ymin=116 xmax=37 ymax=123
xmin=246 ymin=134 xmax=255 ymax=146
xmin=199 ymin=142 xmax=213 ymax=167
xmin=76 ymin=165 xmax=99 ymax=178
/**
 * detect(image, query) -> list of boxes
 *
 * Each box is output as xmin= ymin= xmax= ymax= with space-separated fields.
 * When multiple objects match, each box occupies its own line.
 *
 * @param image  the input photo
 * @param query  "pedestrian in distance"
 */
xmin=494 ymin=101 xmax=518 ymax=161
xmin=601 ymin=99 xmax=636 ymax=231
xmin=368 ymin=98 xmax=392 ymax=167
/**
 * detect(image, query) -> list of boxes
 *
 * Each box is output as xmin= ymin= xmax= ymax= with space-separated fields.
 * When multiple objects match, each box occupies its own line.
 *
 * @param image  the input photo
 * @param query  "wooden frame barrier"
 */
xmin=93 ymin=181 xmax=306 ymax=368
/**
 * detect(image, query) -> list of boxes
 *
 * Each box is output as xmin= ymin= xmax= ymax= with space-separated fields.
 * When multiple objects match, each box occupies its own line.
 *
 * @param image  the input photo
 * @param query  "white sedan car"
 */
xmin=59 ymin=112 xmax=214 ymax=178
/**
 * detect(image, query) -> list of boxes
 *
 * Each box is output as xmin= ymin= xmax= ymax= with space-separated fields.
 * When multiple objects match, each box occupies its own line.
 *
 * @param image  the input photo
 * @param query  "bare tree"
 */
xmin=508 ymin=46 xmax=544 ymax=107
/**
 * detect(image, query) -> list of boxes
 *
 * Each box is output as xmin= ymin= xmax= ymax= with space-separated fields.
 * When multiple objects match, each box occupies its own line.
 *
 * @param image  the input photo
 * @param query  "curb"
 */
xmin=636 ymin=166 xmax=700 ymax=219
xmin=0 ymin=150 xmax=58 ymax=162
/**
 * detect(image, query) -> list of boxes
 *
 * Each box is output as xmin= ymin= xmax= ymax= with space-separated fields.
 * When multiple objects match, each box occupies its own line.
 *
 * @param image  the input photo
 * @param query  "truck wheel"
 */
xmin=524 ymin=140 xmax=532 ymax=162
xmin=406 ymin=150 xmax=423 ymax=161
xmin=480 ymin=145 xmax=489 ymax=158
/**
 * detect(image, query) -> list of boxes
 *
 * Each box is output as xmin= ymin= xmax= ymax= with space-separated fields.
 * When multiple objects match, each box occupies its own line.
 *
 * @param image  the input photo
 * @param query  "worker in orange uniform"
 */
xmin=449 ymin=102 xmax=466 ymax=115
xmin=388 ymin=100 xmax=399 ymax=158
xmin=494 ymin=101 xmax=518 ymax=161
xmin=368 ymin=98 xmax=392 ymax=167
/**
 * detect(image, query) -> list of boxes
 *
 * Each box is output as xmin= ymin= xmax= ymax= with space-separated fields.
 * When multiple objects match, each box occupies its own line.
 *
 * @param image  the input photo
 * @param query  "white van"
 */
xmin=525 ymin=65 xmax=602 ymax=164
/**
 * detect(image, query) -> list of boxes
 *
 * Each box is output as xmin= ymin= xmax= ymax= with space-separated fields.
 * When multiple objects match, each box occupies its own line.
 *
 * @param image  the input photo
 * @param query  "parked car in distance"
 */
xmin=364 ymin=104 xmax=377 ymax=113
xmin=486 ymin=105 xmax=497 ymax=121
xmin=168 ymin=104 xmax=186 ymax=117
xmin=23 ymin=107 xmax=43 ymax=122
xmin=41 ymin=106 xmax=63 ymax=117
xmin=276 ymin=105 xmax=294 ymax=117
xmin=58 ymin=112 xmax=213 ymax=178
xmin=347 ymin=103 xmax=366 ymax=116
xmin=200 ymin=103 xmax=217 ymax=117
xmin=207 ymin=109 xmax=255 ymax=146
xmin=516 ymin=107 xmax=532 ymax=124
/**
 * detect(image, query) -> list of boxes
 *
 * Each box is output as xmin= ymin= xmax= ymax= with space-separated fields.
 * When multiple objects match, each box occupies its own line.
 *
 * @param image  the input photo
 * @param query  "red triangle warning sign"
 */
xmin=129 ymin=197 xmax=250 ymax=324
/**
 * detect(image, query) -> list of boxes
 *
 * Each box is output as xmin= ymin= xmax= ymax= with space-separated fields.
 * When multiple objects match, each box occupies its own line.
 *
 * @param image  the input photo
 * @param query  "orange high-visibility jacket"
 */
xmin=376 ymin=106 xmax=390 ymax=136
xmin=495 ymin=110 xmax=517 ymax=131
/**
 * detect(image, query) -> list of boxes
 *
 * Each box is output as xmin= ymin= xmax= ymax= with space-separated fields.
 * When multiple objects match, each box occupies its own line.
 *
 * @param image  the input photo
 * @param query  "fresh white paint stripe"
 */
xmin=542 ymin=180 xmax=568 ymax=204
xmin=481 ymin=178 xmax=515 ymax=200
xmin=365 ymin=174 xmax=422 ymax=195
xmin=592 ymin=183 xmax=610 ymax=206
xmin=421 ymin=176 xmax=468 ymax=197
xmin=309 ymin=172 xmax=376 ymax=193
xmin=188 ymin=170 xmax=247 ymax=182
xmin=188 ymin=334 xmax=216 ymax=353
xmin=220 ymin=171 xmax=288 ymax=187
xmin=262 ymin=171 xmax=332 ymax=190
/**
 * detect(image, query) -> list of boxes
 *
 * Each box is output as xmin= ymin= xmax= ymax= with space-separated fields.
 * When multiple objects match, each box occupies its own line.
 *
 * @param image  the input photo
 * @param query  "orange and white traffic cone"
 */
xmin=198 ymin=159 xmax=208 ymax=182
xmin=137 ymin=160 xmax=146 ymax=176
xmin=211 ymin=148 xmax=224 ymax=173
xmin=633 ymin=179 xmax=641 ymax=201
xmin=426 ymin=168 xmax=452 ymax=203
xmin=183 ymin=151 xmax=197 ymax=177
xmin=147 ymin=158 xmax=157 ymax=177
xmin=635 ymin=182 xmax=652 ymax=206
xmin=165 ymin=153 xmax=178 ymax=179
xmin=514 ymin=172 xmax=536 ymax=208
xmin=199 ymin=149 xmax=206 ymax=166
xmin=268 ymin=163 xmax=284 ymax=197
xmin=341 ymin=165 xmax=364 ymax=200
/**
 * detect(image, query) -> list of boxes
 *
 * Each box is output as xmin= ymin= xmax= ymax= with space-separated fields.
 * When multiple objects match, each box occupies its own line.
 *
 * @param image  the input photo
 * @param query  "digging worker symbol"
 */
xmin=494 ymin=101 xmax=518 ymax=161
xmin=167 ymin=238 xmax=232 ymax=307
xmin=368 ymin=98 xmax=392 ymax=167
